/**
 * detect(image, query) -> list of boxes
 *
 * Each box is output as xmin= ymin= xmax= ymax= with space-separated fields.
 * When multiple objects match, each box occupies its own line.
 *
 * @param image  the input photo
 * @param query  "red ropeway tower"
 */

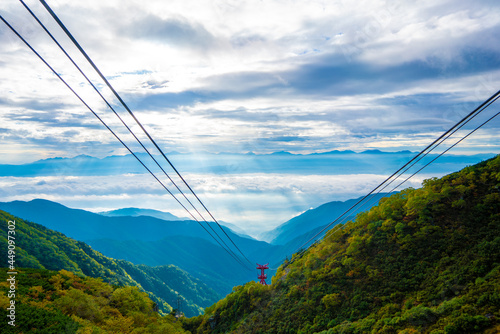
xmin=257 ymin=263 xmax=269 ymax=285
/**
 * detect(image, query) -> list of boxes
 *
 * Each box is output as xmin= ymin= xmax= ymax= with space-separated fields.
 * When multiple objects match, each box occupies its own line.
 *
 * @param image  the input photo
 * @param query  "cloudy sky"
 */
xmin=0 ymin=0 xmax=499 ymax=235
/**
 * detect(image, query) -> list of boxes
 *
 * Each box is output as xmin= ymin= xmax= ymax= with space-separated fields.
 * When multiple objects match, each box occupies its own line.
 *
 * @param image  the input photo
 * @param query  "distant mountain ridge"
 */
xmin=0 ymin=151 xmax=494 ymax=176
xmin=99 ymin=207 xmax=252 ymax=237
xmin=0 ymin=199 xmax=244 ymax=244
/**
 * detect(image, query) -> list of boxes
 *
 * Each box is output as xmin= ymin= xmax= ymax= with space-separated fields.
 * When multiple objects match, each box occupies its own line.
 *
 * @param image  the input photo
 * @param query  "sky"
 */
xmin=0 ymin=0 xmax=499 ymax=236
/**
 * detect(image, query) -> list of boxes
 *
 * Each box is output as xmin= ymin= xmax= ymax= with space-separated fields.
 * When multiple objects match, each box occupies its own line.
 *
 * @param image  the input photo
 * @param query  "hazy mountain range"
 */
xmin=0 ymin=150 xmax=494 ymax=177
xmin=0 ymin=194 xmax=389 ymax=295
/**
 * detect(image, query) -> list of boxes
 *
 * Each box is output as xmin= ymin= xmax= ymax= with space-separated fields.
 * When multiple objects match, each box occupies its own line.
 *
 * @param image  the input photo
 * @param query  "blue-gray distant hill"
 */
xmin=99 ymin=207 xmax=252 ymax=238
xmin=0 ymin=199 xmax=246 ymax=243
xmin=99 ymin=207 xmax=186 ymax=221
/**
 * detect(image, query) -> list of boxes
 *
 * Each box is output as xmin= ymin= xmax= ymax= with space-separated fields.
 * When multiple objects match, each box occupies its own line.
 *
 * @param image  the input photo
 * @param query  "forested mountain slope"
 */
xmin=184 ymin=155 xmax=500 ymax=334
xmin=85 ymin=236 xmax=258 ymax=297
xmin=0 ymin=268 xmax=189 ymax=334
xmin=0 ymin=211 xmax=219 ymax=317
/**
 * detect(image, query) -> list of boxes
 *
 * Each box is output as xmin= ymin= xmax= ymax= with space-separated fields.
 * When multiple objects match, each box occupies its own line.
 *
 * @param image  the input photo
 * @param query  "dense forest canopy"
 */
xmin=0 ymin=268 xmax=189 ymax=333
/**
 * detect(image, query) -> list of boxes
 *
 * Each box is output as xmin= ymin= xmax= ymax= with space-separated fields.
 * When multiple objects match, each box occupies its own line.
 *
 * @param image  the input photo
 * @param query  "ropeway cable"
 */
xmin=0 ymin=13 xmax=252 ymax=271
xmin=290 ymin=89 xmax=500 ymax=260
xmin=18 ymin=0 xmax=250 ymax=271
xmin=340 ymin=91 xmax=500 ymax=227
xmin=38 ymin=0 xmax=253 ymax=267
